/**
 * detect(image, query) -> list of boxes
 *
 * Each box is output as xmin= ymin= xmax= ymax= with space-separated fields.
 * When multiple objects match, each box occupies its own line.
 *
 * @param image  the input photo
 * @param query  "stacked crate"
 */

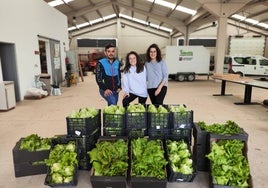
xmin=125 ymin=104 xmax=147 ymax=138
xmin=103 ymin=112 xmax=126 ymax=136
xmin=193 ymin=122 xmax=249 ymax=172
xmin=147 ymin=105 xmax=170 ymax=138
xmin=192 ymin=123 xmax=210 ymax=171
xmin=168 ymin=104 xmax=193 ymax=145
xmin=66 ymin=109 xmax=101 ymax=170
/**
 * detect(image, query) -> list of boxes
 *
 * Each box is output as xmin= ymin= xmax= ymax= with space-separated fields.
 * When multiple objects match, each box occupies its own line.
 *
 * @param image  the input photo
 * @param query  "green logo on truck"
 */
xmin=179 ymin=50 xmax=193 ymax=56
xmin=179 ymin=50 xmax=193 ymax=61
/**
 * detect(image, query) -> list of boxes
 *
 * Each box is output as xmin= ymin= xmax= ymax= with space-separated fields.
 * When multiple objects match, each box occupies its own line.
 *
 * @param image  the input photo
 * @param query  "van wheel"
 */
xmin=188 ymin=74 xmax=195 ymax=81
xmin=177 ymin=74 xmax=185 ymax=82
xmin=236 ymin=72 xmax=243 ymax=77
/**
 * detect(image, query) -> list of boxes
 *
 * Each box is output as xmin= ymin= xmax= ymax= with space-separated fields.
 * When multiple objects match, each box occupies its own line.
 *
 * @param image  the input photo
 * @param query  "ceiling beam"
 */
xmin=247 ymin=9 xmax=268 ymax=19
xmin=228 ymin=20 xmax=268 ymax=37
xmin=184 ymin=7 xmax=210 ymax=25
xmin=112 ymin=1 xmax=187 ymax=34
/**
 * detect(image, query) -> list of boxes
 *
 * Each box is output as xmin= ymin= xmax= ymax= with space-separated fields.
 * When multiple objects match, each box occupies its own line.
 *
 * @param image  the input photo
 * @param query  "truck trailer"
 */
xmin=165 ymin=46 xmax=210 ymax=81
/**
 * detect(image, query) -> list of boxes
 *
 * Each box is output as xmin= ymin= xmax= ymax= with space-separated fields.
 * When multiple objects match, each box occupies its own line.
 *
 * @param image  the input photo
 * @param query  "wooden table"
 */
xmin=211 ymin=74 xmax=268 ymax=105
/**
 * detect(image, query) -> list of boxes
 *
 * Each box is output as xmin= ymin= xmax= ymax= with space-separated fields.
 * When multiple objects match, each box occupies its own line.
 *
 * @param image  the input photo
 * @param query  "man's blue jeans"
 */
xmin=99 ymin=89 xmax=118 ymax=106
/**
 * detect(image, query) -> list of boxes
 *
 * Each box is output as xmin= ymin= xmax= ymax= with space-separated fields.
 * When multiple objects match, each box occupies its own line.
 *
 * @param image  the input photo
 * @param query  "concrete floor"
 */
xmin=0 ymin=73 xmax=267 ymax=188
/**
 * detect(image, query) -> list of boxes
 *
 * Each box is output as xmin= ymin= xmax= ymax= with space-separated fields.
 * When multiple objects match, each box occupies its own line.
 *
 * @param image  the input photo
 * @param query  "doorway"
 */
xmin=39 ymin=40 xmax=48 ymax=73
xmin=0 ymin=42 xmax=20 ymax=101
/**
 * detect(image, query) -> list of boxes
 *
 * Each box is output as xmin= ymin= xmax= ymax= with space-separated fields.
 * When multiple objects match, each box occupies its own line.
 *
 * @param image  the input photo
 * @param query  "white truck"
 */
xmin=165 ymin=46 xmax=210 ymax=81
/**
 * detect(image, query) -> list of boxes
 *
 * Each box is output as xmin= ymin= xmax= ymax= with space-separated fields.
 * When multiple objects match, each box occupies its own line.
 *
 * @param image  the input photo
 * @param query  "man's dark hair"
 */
xmin=105 ymin=43 xmax=116 ymax=51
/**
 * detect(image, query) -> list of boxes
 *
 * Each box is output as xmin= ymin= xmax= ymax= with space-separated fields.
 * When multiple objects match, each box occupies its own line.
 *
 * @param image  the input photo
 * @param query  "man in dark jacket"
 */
xmin=95 ymin=44 xmax=122 ymax=106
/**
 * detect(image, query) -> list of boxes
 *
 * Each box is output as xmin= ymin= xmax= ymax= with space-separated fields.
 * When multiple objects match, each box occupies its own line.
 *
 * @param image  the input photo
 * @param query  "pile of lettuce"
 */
xmin=103 ymin=105 xmax=125 ymax=130
xmin=126 ymin=104 xmax=146 ymax=113
xmin=198 ymin=120 xmax=243 ymax=135
xmin=19 ymin=134 xmax=51 ymax=152
xmin=45 ymin=141 xmax=78 ymax=184
xmin=103 ymin=105 xmax=125 ymax=114
xmin=206 ymin=139 xmax=250 ymax=187
xmin=168 ymin=104 xmax=192 ymax=128
xmin=88 ymin=139 xmax=128 ymax=176
xmin=147 ymin=104 xmax=168 ymax=113
xmin=68 ymin=107 xmax=99 ymax=118
xmin=166 ymin=140 xmax=194 ymax=175
xmin=147 ymin=104 xmax=169 ymax=130
xmin=131 ymin=137 xmax=167 ymax=179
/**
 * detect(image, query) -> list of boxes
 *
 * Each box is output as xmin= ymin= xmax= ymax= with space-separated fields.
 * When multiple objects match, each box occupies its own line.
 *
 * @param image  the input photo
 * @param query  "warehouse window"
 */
xmin=178 ymin=38 xmax=216 ymax=47
xmin=77 ymin=39 xmax=116 ymax=47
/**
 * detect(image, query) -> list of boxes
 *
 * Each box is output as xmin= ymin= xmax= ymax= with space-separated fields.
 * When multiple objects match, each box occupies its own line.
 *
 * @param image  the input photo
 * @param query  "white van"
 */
xmin=224 ymin=55 xmax=268 ymax=76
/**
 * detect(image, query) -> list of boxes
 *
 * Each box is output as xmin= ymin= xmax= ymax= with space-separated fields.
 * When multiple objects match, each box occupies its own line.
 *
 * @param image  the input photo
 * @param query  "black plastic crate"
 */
xmin=208 ymin=139 xmax=251 ymax=188
xmin=209 ymin=128 xmax=249 ymax=142
xmin=44 ymin=137 xmax=79 ymax=187
xmin=169 ymin=128 xmax=192 ymax=145
xmin=13 ymin=138 xmax=50 ymax=164
xmin=210 ymin=175 xmax=253 ymax=188
xmin=126 ymin=128 xmax=148 ymax=138
xmin=130 ymin=138 xmax=167 ymax=187
xmin=148 ymin=128 xmax=169 ymax=138
xmin=193 ymin=122 xmax=209 ymax=145
xmin=147 ymin=112 xmax=170 ymax=130
xmin=192 ymin=144 xmax=210 ymax=172
xmin=90 ymin=171 xmax=127 ymax=188
xmin=69 ymin=129 xmax=100 ymax=170
xmin=130 ymin=177 xmax=167 ymax=188
xmin=166 ymin=165 xmax=197 ymax=182
xmin=90 ymin=137 xmax=128 ymax=188
xmin=14 ymin=162 xmax=47 ymax=178
xmin=103 ymin=113 xmax=126 ymax=128
xmin=44 ymin=166 xmax=78 ymax=187
xmin=66 ymin=110 xmax=100 ymax=136
xmin=126 ymin=112 xmax=147 ymax=129
xmin=12 ymin=138 xmax=50 ymax=177
xmin=103 ymin=127 xmax=126 ymax=136
xmin=169 ymin=110 xmax=193 ymax=129
xmin=164 ymin=136 xmax=197 ymax=182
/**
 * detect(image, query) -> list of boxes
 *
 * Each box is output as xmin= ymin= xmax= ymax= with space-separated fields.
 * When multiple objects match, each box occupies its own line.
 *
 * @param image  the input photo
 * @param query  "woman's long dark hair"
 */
xmin=123 ymin=51 xmax=144 ymax=73
xmin=146 ymin=43 xmax=162 ymax=62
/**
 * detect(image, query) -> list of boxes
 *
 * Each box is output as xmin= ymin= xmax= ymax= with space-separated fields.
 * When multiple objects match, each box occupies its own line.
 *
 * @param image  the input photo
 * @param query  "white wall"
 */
xmin=0 ymin=0 xmax=69 ymax=100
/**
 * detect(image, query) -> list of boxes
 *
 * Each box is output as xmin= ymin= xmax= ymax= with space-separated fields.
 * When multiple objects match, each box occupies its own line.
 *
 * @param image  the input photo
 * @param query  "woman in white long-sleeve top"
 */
xmin=122 ymin=51 xmax=147 ymax=107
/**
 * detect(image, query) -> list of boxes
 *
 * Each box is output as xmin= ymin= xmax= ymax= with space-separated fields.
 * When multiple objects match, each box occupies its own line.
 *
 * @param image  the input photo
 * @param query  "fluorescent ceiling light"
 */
xmin=176 ymin=6 xmax=196 ymax=15
xmin=103 ymin=14 xmax=116 ymax=20
xmin=119 ymin=13 xmax=172 ymax=32
xmin=257 ymin=22 xmax=268 ymax=29
xmin=90 ymin=18 xmax=103 ymax=25
xmin=68 ymin=13 xmax=172 ymax=33
xmin=78 ymin=22 xmax=90 ymax=28
xmin=132 ymin=17 xmax=147 ymax=25
xmin=147 ymin=0 xmax=196 ymax=15
xmin=48 ymin=0 xmax=74 ymax=7
xmin=68 ymin=26 xmax=76 ymax=31
xmin=231 ymin=14 xmax=246 ymax=20
xmin=244 ymin=18 xmax=258 ymax=25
